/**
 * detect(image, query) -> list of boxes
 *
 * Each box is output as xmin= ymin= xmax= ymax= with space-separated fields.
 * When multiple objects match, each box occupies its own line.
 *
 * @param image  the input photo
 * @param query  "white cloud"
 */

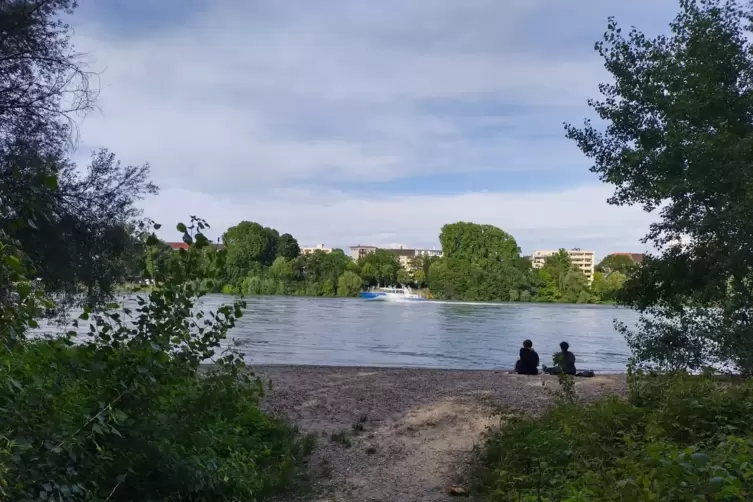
xmin=141 ymin=184 xmax=656 ymax=260
xmin=69 ymin=0 xmax=673 ymax=258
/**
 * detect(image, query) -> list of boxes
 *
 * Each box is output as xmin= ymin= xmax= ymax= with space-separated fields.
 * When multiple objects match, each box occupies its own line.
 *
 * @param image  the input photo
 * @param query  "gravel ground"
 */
xmin=255 ymin=366 xmax=627 ymax=502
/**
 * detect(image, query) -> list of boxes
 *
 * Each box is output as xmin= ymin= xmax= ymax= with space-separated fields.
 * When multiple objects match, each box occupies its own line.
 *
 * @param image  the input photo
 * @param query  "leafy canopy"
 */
xmin=566 ymin=0 xmax=753 ymax=373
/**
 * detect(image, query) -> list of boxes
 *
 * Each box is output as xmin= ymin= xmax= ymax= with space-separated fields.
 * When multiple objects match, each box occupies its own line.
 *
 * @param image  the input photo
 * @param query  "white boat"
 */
xmin=359 ymin=284 xmax=426 ymax=302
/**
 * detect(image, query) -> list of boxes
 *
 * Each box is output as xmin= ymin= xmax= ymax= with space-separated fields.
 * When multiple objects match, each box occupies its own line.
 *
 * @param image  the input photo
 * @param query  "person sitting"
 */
xmin=514 ymin=339 xmax=540 ymax=375
xmin=544 ymin=341 xmax=577 ymax=375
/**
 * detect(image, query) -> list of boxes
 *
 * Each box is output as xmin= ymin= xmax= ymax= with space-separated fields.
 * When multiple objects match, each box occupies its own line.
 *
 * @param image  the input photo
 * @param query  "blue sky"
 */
xmin=71 ymin=0 xmax=679 ymax=258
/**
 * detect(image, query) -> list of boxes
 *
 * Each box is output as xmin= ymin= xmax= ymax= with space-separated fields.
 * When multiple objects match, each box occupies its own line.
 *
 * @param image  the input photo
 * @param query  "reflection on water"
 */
xmin=34 ymin=295 xmax=640 ymax=372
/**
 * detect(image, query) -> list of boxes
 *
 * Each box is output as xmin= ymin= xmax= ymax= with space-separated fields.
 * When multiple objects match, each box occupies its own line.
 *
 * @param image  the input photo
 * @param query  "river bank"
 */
xmin=255 ymin=365 xmax=627 ymax=501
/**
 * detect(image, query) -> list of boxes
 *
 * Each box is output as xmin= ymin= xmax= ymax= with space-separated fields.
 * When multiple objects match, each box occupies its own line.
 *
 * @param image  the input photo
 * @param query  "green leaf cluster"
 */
xmin=0 ymin=218 xmax=310 ymax=501
xmin=476 ymin=372 xmax=753 ymax=501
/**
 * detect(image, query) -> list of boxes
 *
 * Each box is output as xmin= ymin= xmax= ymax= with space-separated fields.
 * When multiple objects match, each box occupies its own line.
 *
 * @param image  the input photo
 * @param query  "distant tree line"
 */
xmin=134 ymin=220 xmax=636 ymax=303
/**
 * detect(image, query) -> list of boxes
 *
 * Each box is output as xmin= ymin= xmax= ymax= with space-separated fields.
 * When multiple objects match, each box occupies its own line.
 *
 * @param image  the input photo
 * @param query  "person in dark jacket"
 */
xmin=544 ymin=341 xmax=577 ymax=375
xmin=514 ymin=339 xmax=540 ymax=375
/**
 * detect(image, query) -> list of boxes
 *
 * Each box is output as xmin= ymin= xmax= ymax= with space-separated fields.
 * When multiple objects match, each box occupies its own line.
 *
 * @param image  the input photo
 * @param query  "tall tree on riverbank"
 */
xmin=0 ymin=1 xmax=157 ymax=305
xmin=566 ymin=0 xmax=753 ymax=373
xmin=429 ymin=222 xmax=532 ymax=301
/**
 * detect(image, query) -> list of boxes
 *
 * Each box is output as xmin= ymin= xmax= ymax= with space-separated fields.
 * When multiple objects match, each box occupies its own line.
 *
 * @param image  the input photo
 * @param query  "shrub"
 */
xmin=0 ymin=219 xmax=310 ymax=501
xmin=476 ymin=372 xmax=753 ymax=501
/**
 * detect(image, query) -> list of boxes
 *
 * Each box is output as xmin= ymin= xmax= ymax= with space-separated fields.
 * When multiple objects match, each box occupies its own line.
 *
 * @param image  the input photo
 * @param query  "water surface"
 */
xmin=214 ymin=296 xmax=637 ymax=372
xmin=36 ymin=295 xmax=639 ymax=372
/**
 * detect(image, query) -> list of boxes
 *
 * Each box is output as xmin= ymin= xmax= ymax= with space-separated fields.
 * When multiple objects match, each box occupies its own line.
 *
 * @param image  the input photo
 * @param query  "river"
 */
xmin=36 ymin=295 xmax=640 ymax=372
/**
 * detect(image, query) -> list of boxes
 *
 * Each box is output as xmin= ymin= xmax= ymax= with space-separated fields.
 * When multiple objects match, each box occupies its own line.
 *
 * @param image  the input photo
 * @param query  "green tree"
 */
xmin=276 ymin=233 xmax=300 ymax=260
xmin=535 ymin=250 xmax=590 ymax=303
xmin=268 ymin=256 xmax=295 ymax=284
xmin=294 ymin=249 xmax=351 ymax=295
xmin=429 ymin=222 xmax=531 ymax=301
xmin=596 ymin=254 xmax=637 ymax=275
xmin=0 ymin=2 xmax=158 ymax=306
xmin=565 ymin=0 xmax=753 ymax=373
xmin=414 ymin=269 xmax=427 ymax=288
xmin=337 ymin=270 xmax=363 ymax=297
xmin=223 ymin=221 xmax=278 ymax=282
xmin=358 ymin=250 xmax=400 ymax=287
xmin=397 ymin=268 xmax=412 ymax=285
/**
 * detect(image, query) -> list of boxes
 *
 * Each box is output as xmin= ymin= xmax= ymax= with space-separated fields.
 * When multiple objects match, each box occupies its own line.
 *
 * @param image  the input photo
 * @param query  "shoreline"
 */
xmin=206 ymin=362 xmax=629 ymax=375
xmin=253 ymin=365 xmax=627 ymax=501
xmin=116 ymin=288 xmax=623 ymax=307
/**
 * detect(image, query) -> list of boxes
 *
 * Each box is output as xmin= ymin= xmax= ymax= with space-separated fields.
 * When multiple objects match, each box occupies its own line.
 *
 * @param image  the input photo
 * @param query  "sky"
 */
xmin=70 ymin=0 xmax=680 ymax=259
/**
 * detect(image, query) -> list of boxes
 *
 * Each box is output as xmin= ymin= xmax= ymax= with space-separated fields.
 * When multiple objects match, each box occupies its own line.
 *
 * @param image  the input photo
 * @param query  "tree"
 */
xmin=0 ymin=3 xmax=157 ymax=305
xmin=222 ymin=221 xmax=278 ymax=282
xmin=596 ymin=254 xmax=637 ymax=275
xmin=358 ymin=250 xmax=400 ymax=287
xmin=269 ymin=256 xmax=295 ymax=283
xmin=0 ymin=1 xmax=96 ymax=145
xmin=397 ymin=268 xmax=412 ymax=285
xmin=337 ymin=271 xmax=362 ymax=297
xmin=565 ymin=0 xmax=753 ymax=373
xmin=276 ymin=233 xmax=300 ymax=260
xmin=299 ymin=249 xmax=351 ymax=290
xmin=534 ymin=250 xmax=590 ymax=303
xmin=414 ymin=269 xmax=427 ymax=288
xmin=429 ymin=222 xmax=531 ymax=301
xmin=6 ymin=150 xmax=156 ymax=297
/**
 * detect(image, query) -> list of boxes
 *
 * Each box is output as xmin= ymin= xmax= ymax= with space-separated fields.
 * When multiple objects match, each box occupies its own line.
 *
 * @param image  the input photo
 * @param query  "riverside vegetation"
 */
xmin=138 ymin=220 xmax=634 ymax=304
xmin=0 ymin=2 xmax=310 ymax=500
xmin=0 ymin=220 xmax=313 ymax=501
xmin=476 ymin=0 xmax=753 ymax=500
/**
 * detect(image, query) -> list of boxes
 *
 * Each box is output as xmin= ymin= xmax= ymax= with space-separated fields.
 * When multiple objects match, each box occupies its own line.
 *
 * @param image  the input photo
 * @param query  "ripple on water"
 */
xmin=31 ymin=295 xmax=639 ymax=372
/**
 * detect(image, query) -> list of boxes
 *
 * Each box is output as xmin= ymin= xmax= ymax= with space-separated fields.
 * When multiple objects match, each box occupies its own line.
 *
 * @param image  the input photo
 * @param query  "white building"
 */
xmin=531 ymin=248 xmax=596 ymax=283
xmin=348 ymin=245 xmax=443 ymax=268
xmin=301 ymin=244 xmax=333 ymax=255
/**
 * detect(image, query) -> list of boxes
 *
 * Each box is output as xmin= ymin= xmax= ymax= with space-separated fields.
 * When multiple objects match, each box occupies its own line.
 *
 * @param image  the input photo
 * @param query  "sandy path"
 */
xmin=257 ymin=366 xmax=626 ymax=502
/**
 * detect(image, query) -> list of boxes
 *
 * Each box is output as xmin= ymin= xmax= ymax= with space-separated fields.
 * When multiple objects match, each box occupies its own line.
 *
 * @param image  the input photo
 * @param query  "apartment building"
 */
xmin=300 ymin=244 xmax=333 ymax=255
xmin=349 ymin=245 xmax=378 ymax=260
xmin=531 ymin=248 xmax=596 ymax=283
xmin=348 ymin=245 xmax=443 ymax=268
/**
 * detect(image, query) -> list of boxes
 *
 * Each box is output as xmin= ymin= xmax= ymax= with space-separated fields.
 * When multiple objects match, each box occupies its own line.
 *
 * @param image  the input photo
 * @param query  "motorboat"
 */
xmin=359 ymin=284 xmax=426 ymax=302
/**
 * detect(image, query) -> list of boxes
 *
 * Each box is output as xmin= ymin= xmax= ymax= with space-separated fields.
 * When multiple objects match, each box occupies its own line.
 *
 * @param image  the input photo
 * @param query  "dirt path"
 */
xmin=258 ymin=366 xmax=626 ymax=502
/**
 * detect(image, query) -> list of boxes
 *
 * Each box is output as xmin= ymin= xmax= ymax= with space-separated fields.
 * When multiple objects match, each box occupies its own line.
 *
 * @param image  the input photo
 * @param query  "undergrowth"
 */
xmin=0 ymin=219 xmax=311 ymax=501
xmin=475 ymin=370 xmax=753 ymax=501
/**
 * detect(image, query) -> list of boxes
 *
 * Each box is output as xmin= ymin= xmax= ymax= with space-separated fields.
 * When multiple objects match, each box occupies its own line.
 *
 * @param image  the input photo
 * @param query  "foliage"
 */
xmin=533 ymin=250 xmax=591 ymax=304
xmin=223 ymin=221 xmax=279 ymax=282
xmin=0 ymin=219 xmax=310 ymax=501
xmin=207 ymin=220 xmax=626 ymax=303
xmin=338 ymin=270 xmax=363 ymax=297
xmin=591 ymin=270 xmax=627 ymax=303
xmin=597 ymin=254 xmax=637 ymax=275
xmin=0 ymin=2 xmax=158 ymax=306
xmin=428 ymin=222 xmax=533 ymax=301
xmin=276 ymin=233 xmax=301 ymax=260
xmin=565 ymin=0 xmax=753 ymax=373
xmin=476 ymin=372 xmax=753 ymax=501
xmin=358 ymin=249 xmax=401 ymax=287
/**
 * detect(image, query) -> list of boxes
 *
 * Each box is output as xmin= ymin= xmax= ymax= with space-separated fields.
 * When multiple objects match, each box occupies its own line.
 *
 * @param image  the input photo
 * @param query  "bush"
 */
xmin=0 ymin=219 xmax=310 ymax=501
xmin=476 ymin=372 xmax=753 ymax=501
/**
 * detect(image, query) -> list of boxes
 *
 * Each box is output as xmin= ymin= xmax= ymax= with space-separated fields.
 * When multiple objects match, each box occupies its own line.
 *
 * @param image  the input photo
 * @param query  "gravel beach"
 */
xmin=256 ymin=365 xmax=627 ymax=502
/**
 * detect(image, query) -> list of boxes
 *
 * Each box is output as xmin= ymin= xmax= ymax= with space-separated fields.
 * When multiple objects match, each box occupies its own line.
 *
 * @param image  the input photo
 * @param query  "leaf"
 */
xmin=176 ymin=223 xmax=187 ymax=233
xmin=5 ymin=254 xmax=21 ymax=270
xmin=43 ymin=174 xmax=58 ymax=189
xmin=153 ymin=223 xmax=162 ymax=230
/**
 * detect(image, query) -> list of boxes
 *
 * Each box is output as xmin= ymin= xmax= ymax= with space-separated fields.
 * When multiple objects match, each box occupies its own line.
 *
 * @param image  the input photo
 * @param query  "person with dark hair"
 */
xmin=544 ymin=341 xmax=577 ymax=375
xmin=514 ymin=339 xmax=540 ymax=375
